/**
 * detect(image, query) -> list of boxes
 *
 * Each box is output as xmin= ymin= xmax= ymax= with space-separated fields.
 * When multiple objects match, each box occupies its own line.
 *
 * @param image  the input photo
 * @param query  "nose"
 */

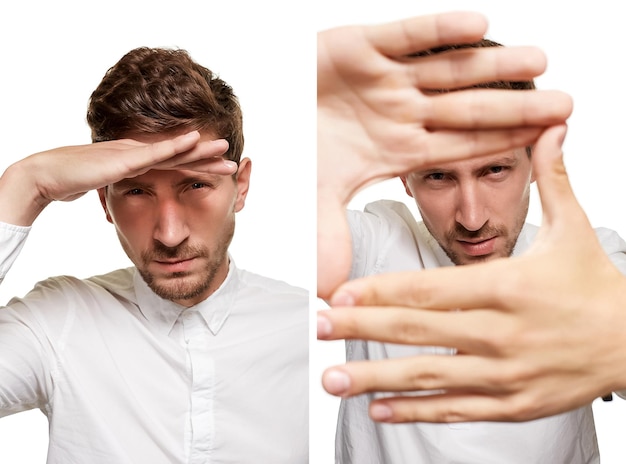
xmin=454 ymin=182 xmax=488 ymax=232
xmin=152 ymin=197 xmax=190 ymax=248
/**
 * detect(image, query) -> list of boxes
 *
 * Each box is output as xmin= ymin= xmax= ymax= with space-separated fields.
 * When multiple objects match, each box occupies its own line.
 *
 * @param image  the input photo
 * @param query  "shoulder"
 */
xmin=349 ymin=199 xmax=421 ymax=237
xmin=236 ymin=268 xmax=307 ymax=301
xmin=8 ymin=267 xmax=134 ymax=310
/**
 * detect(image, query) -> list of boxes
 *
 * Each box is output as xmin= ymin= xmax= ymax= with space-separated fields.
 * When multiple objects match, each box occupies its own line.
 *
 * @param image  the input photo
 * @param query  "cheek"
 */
xmin=414 ymin=193 xmax=454 ymax=231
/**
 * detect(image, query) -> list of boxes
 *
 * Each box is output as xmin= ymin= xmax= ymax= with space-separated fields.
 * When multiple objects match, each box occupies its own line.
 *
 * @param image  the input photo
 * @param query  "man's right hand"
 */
xmin=0 ymin=131 xmax=235 ymax=226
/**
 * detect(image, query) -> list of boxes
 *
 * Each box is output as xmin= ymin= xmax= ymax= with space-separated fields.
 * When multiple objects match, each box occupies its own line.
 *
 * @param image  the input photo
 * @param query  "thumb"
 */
xmin=531 ymin=125 xmax=583 ymax=227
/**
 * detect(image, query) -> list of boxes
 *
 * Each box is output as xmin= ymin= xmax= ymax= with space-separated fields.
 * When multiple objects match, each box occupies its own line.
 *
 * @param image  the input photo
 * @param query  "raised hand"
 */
xmin=318 ymin=124 xmax=626 ymax=423
xmin=317 ymin=11 xmax=574 ymax=298
xmin=0 ymin=131 xmax=235 ymax=226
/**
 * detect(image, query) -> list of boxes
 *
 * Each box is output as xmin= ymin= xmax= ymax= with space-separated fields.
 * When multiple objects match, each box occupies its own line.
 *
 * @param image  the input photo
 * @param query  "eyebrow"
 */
xmin=418 ymin=155 xmax=520 ymax=176
xmin=173 ymin=175 xmax=222 ymax=188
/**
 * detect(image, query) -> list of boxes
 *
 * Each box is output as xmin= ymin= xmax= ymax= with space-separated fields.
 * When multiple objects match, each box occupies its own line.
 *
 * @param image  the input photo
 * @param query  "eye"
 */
xmin=126 ymin=188 xmax=144 ymax=196
xmin=191 ymin=182 xmax=208 ymax=189
xmin=489 ymin=166 xmax=504 ymax=174
xmin=426 ymin=172 xmax=446 ymax=181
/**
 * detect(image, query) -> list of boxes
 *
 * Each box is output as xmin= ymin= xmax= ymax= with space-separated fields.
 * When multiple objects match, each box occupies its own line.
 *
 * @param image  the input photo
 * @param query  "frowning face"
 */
xmin=98 ymin=132 xmax=250 ymax=306
xmin=402 ymin=149 xmax=533 ymax=265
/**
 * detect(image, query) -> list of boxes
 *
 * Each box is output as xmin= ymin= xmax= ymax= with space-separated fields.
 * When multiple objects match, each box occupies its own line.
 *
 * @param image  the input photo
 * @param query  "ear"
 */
xmin=97 ymin=187 xmax=113 ymax=223
xmin=234 ymin=158 xmax=251 ymax=212
xmin=400 ymin=176 xmax=415 ymax=198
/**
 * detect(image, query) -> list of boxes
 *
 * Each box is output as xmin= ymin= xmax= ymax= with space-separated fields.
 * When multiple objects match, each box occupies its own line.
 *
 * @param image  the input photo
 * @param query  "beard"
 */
xmin=137 ymin=224 xmax=234 ymax=303
xmin=439 ymin=222 xmax=517 ymax=265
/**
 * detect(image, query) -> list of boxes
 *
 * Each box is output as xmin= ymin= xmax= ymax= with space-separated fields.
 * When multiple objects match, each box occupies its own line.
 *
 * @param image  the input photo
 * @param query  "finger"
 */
xmin=387 ymin=127 xmax=544 ymax=174
xmin=426 ymin=89 xmax=573 ymax=129
xmin=411 ymin=46 xmax=547 ymax=90
xmin=129 ymin=130 xmax=202 ymax=168
xmin=329 ymin=259 xmax=510 ymax=310
xmin=369 ymin=392 xmax=536 ymax=423
xmin=531 ymin=125 xmax=588 ymax=227
xmin=322 ymin=354 xmax=519 ymax=398
xmin=367 ymin=12 xmax=488 ymax=57
xmin=318 ymin=306 xmax=515 ymax=354
xmin=122 ymin=132 xmax=228 ymax=174
xmin=147 ymin=138 xmax=231 ymax=170
xmin=155 ymin=157 xmax=238 ymax=176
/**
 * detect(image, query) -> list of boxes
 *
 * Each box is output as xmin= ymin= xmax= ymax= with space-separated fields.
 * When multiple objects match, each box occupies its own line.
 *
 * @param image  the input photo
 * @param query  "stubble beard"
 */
xmin=138 ymin=224 xmax=234 ymax=303
xmin=430 ymin=204 xmax=528 ymax=266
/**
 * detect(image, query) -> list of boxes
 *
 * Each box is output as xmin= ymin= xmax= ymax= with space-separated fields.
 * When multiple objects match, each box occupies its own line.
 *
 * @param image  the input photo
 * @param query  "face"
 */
xmin=98 ymin=132 xmax=250 ymax=307
xmin=401 ymin=150 xmax=533 ymax=265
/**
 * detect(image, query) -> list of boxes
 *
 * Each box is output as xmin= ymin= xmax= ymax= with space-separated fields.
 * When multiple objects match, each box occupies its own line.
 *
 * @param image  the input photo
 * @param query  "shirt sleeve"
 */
xmin=0 ymin=222 xmax=51 ymax=417
xmin=594 ymin=227 xmax=626 ymax=400
xmin=0 ymin=222 xmax=30 ymax=282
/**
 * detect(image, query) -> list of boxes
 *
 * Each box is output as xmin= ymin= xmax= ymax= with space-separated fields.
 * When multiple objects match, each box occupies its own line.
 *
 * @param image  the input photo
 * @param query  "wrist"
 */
xmin=0 ymin=159 xmax=49 ymax=226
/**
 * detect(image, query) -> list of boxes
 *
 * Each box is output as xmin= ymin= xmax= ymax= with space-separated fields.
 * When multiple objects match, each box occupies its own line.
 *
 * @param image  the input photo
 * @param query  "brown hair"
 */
xmin=87 ymin=47 xmax=244 ymax=163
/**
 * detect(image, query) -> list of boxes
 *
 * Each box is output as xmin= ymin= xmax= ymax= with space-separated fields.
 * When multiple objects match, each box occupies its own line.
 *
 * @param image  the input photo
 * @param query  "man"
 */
xmin=319 ymin=35 xmax=626 ymax=463
xmin=0 ymin=47 xmax=307 ymax=463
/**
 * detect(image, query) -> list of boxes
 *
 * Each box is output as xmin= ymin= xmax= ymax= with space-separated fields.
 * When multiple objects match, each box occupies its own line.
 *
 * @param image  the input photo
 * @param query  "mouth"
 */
xmin=152 ymin=257 xmax=198 ymax=273
xmin=457 ymin=237 xmax=497 ymax=257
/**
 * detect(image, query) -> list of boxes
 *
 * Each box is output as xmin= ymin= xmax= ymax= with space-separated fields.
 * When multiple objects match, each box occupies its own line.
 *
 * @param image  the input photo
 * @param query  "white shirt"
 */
xmin=339 ymin=199 xmax=626 ymax=464
xmin=0 ymin=222 xmax=308 ymax=464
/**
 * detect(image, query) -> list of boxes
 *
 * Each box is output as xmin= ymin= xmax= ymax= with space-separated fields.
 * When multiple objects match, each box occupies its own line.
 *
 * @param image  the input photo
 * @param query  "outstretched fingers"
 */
xmin=123 ymin=131 xmax=234 ymax=175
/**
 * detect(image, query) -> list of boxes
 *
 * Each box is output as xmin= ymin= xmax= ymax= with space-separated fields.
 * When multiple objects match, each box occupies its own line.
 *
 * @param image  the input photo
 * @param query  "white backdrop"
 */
xmin=0 ymin=0 xmax=314 ymax=461
xmin=314 ymin=1 xmax=626 ymax=464
xmin=2 ymin=0 xmax=626 ymax=463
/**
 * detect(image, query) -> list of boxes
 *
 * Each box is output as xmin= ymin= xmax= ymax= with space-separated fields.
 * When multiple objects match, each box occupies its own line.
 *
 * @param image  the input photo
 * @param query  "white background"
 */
xmin=1 ymin=0 xmax=626 ymax=463
xmin=0 ymin=0 xmax=314 ymax=461
xmin=313 ymin=1 xmax=626 ymax=464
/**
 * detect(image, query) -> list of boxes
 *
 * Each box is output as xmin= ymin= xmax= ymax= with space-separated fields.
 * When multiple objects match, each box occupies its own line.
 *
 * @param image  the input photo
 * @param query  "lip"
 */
xmin=457 ymin=237 xmax=497 ymax=257
xmin=152 ymin=257 xmax=197 ymax=273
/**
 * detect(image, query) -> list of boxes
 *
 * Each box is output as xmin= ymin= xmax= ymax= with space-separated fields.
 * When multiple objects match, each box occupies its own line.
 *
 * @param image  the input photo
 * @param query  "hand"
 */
xmin=318 ymin=125 xmax=626 ymax=423
xmin=0 ymin=131 xmax=235 ymax=226
xmin=317 ymin=11 xmax=574 ymax=299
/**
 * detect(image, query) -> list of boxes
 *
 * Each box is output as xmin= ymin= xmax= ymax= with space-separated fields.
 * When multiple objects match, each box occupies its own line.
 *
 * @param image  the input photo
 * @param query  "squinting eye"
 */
xmin=490 ymin=166 xmax=504 ymax=174
xmin=126 ymin=188 xmax=144 ymax=195
xmin=191 ymin=182 xmax=206 ymax=189
xmin=427 ymin=173 xmax=445 ymax=181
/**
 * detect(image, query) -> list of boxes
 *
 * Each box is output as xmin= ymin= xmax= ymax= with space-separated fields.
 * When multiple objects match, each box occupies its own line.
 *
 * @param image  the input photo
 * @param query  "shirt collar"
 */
xmin=133 ymin=255 xmax=240 ymax=336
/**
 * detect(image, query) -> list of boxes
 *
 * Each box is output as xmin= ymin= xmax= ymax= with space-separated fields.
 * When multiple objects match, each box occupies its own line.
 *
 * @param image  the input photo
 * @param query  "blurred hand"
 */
xmin=317 ymin=11 xmax=574 ymax=299
xmin=319 ymin=125 xmax=626 ymax=423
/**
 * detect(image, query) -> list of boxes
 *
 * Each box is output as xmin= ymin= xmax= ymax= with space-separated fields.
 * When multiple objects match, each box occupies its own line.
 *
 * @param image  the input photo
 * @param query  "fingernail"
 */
xmin=223 ymin=159 xmax=238 ymax=170
xmin=323 ymin=369 xmax=351 ymax=396
xmin=330 ymin=290 xmax=355 ymax=307
xmin=370 ymin=403 xmax=393 ymax=421
xmin=317 ymin=313 xmax=332 ymax=338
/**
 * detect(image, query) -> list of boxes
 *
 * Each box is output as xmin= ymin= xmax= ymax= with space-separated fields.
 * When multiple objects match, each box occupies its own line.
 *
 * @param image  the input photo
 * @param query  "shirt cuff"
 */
xmin=0 ymin=222 xmax=31 ymax=281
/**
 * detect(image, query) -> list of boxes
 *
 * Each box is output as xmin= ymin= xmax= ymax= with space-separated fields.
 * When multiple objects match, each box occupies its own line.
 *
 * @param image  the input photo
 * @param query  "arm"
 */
xmin=318 ymin=125 xmax=626 ymax=423
xmin=0 ymin=131 xmax=235 ymax=227
xmin=317 ymin=11 xmax=573 ymax=299
xmin=0 ymin=131 xmax=236 ymax=411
